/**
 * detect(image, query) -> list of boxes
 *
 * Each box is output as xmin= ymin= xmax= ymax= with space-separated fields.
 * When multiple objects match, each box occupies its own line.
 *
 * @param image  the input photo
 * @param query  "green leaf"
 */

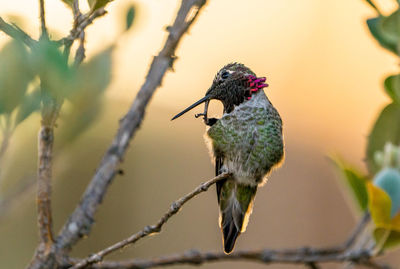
xmin=88 ymin=0 xmax=113 ymax=11
xmin=30 ymin=39 xmax=74 ymax=99
xmin=62 ymin=47 xmax=113 ymax=142
xmin=125 ymin=6 xmax=136 ymax=31
xmin=333 ymin=159 xmax=369 ymax=210
xmin=373 ymin=228 xmax=400 ymax=249
xmin=374 ymin=168 xmax=400 ymax=218
xmin=380 ymin=10 xmax=400 ymax=45
xmin=70 ymin=46 xmax=113 ymax=102
xmin=0 ymin=40 xmax=33 ymax=114
xmin=367 ymin=17 xmax=397 ymax=54
xmin=367 ymin=104 xmax=400 ymax=174
xmin=384 ymin=75 xmax=400 ymax=104
xmin=367 ymin=183 xmax=392 ymax=227
xmin=14 ymin=89 xmax=41 ymax=126
xmin=60 ymin=0 xmax=73 ymax=8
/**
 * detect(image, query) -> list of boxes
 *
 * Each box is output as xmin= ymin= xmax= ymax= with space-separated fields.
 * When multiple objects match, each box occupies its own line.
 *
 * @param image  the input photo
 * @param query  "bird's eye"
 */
xmin=221 ymin=71 xmax=230 ymax=80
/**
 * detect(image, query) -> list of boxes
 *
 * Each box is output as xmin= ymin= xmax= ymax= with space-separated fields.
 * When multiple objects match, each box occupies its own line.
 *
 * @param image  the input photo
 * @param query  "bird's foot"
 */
xmin=195 ymin=113 xmax=218 ymax=126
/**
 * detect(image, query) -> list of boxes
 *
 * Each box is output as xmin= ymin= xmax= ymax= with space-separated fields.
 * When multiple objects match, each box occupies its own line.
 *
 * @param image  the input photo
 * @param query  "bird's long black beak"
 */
xmin=171 ymin=95 xmax=210 ymax=121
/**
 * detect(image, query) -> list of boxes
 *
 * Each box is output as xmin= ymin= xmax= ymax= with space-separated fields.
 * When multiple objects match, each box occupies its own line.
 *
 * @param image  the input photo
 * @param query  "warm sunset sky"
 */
xmin=1 ymin=0 xmax=397 ymax=166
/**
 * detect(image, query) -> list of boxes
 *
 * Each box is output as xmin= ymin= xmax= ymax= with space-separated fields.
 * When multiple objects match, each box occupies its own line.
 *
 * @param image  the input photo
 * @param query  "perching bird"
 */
xmin=171 ymin=63 xmax=284 ymax=253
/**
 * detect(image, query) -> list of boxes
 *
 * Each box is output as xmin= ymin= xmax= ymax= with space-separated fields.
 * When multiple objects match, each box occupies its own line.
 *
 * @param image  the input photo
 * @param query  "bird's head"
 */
xmin=171 ymin=63 xmax=268 ymax=120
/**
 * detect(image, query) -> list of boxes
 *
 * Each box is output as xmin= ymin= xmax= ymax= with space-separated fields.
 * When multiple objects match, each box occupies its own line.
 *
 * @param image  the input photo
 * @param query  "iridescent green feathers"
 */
xmin=205 ymin=63 xmax=284 ymax=254
xmin=207 ymin=97 xmax=284 ymax=183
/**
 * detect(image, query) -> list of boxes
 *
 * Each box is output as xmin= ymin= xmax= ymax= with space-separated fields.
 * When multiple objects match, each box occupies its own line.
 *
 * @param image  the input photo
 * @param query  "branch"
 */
xmin=38 ymin=0 xmax=48 ymax=38
xmin=36 ymin=126 xmax=55 ymax=246
xmin=364 ymin=0 xmax=382 ymax=16
xmin=72 ymin=0 xmax=82 ymax=21
xmin=58 ymin=8 xmax=107 ymax=50
xmin=26 ymin=125 xmax=57 ymax=269
xmin=88 ymin=248 xmax=388 ymax=269
xmin=71 ymin=0 xmax=86 ymax=66
xmin=71 ymin=207 xmax=376 ymax=269
xmin=342 ymin=212 xmax=371 ymax=250
xmin=0 ymin=17 xmax=36 ymax=47
xmin=72 ymin=248 xmax=388 ymax=269
xmin=71 ymin=173 xmax=230 ymax=269
xmin=56 ymin=0 xmax=208 ymax=252
xmin=74 ymin=31 xmax=86 ymax=66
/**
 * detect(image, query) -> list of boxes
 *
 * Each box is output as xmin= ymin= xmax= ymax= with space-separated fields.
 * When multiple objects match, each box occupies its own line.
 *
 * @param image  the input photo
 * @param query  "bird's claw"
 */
xmin=195 ymin=113 xmax=206 ymax=119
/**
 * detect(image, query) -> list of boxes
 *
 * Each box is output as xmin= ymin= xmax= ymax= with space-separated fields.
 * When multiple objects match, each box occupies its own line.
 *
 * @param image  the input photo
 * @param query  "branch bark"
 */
xmin=0 ymin=17 xmax=36 ymax=47
xmin=55 ymin=0 xmax=208 ymax=253
xmin=37 ymin=126 xmax=55 ymax=246
xmin=85 ymin=248 xmax=389 ymax=269
xmin=38 ymin=0 xmax=48 ymax=38
xmin=58 ymin=8 xmax=107 ymax=50
xmin=26 ymin=126 xmax=57 ymax=269
xmin=71 ymin=173 xmax=230 ymax=269
xmin=71 ymin=210 xmax=379 ymax=269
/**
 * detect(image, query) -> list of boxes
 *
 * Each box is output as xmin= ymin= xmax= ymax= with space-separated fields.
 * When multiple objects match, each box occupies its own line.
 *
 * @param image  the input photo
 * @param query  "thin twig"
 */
xmin=74 ymin=31 xmax=86 ymax=66
xmin=342 ymin=212 xmax=371 ymax=249
xmin=364 ymin=0 xmax=382 ymax=16
xmin=0 ymin=17 xmax=36 ymax=47
xmin=78 ymin=248 xmax=388 ymax=269
xmin=71 ymin=172 xmax=230 ymax=269
xmin=56 ymin=0 xmax=208 ymax=252
xmin=58 ymin=9 xmax=107 ymax=48
xmin=39 ymin=0 xmax=48 ymax=38
xmin=72 ymin=0 xmax=82 ymax=22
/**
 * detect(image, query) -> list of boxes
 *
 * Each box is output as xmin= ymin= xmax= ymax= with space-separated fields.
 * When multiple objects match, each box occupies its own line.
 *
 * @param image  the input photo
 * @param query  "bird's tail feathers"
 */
xmin=218 ymin=180 xmax=257 ymax=254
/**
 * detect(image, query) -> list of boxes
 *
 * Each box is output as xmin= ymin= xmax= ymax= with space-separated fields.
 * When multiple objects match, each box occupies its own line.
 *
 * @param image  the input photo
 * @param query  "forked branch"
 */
xmin=71 ymin=173 xmax=230 ymax=269
xmin=87 ymin=248 xmax=387 ymax=269
xmin=56 ymin=0 xmax=208 ymax=253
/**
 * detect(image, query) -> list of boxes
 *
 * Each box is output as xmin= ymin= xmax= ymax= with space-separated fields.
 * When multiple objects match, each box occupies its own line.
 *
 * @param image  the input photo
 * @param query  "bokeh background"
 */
xmin=1 ymin=0 xmax=399 ymax=268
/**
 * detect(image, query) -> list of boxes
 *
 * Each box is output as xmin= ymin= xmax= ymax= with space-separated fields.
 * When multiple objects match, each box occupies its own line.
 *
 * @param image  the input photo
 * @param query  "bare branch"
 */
xmin=37 ymin=126 xmax=55 ymax=246
xmin=38 ymin=0 xmax=48 ymax=38
xmin=26 ymin=125 xmax=57 ymax=269
xmin=0 ymin=17 xmax=36 ymax=47
xmin=58 ymin=9 xmax=107 ymax=49
xmin=76 ymin=248 xmax=388 ymax=269
xmin=72 ymin=0 xmax=82 ymax=22
xmin=56 ymin=0 xmax=208 ymax=252
xmin=342 ymin=212 xmax=371 ymax=249
xmin=74 ymin=31 xmax=86 ymax=66
xmin=71 ymin=172 xmax=230 ymax=269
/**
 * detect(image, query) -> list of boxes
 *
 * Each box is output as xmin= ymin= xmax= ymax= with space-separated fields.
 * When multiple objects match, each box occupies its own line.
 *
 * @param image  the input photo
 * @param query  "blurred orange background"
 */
xmin=1 ymin=0 xmax=399 ymax=268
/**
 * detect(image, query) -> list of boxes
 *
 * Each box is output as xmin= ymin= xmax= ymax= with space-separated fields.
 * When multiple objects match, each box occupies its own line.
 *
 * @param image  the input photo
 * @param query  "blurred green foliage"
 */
xmin=333 ymin=159 xmax=369 ymax=210
xmin=0 ymin=38 xmax=113 ymax=142
xmin=126 ymin=6 xmax=136 ymax=31
xmin=367 ymin=104 xmax=400 ymax=173
xmin=88 ymin=0 xmax=114 ymax=12
xmin=61 ymin=0 xmax=114 ymax=12
xmin=0 ymin=0 xmax=137 ymax=142
xmin=333 ymin=0 xmax=400 ymax=250
xmin=0 ymin=41 xmax=33 ymax=115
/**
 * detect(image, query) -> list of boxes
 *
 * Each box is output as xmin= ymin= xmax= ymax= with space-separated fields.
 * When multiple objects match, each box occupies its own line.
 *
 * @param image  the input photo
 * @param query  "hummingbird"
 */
xmin=171 ymin=63 xmax=284 ymax=254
